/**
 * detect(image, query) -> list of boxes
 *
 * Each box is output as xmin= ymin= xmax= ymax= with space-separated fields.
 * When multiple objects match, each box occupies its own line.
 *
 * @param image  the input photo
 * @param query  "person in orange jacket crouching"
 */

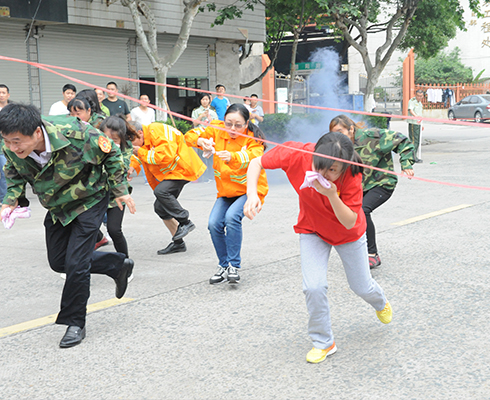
xmin=129 ymin=121 xmax=206 ymax=254
xmin=185 ymin=104 xmax=268 ymax=284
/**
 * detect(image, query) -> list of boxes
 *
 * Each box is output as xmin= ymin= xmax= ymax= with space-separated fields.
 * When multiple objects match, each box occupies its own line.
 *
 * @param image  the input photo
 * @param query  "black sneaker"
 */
xmin=227 ymin=266 xmax=240 ymax=284
xmin=172 ymin=221 xmax=195 ymax=241
xmin=209 ymin=266 xmax=227 ymax=284
xmin=157 ymin=241 xmax=186 ymax=255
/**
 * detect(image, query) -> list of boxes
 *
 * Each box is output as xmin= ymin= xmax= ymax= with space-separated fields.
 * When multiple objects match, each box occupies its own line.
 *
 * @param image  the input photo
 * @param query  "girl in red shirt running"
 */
xmin=244 ymin=132 xmax=392 ymax=364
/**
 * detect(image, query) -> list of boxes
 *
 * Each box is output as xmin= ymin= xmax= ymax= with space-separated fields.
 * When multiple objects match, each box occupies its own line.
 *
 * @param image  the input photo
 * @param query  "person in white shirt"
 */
xmin=191 ymin=93 xmax=218 ymax=128
xmin=49 ymin=84 xmax=77 ymax=116
xmin=130 ymin=94 xmax=156 ymax=126
xmin=248 ymin=94 xmax=264 ymax=126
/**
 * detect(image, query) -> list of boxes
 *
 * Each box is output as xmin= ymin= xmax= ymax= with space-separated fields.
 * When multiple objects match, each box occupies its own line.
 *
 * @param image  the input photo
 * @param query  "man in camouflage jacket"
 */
xmin=0 ymin=103 xmax=136 ymax=348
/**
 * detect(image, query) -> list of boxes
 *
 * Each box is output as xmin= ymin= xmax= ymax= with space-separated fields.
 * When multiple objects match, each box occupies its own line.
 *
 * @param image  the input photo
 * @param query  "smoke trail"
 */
xmin=269 ymin=48 xmax=356 ymax=145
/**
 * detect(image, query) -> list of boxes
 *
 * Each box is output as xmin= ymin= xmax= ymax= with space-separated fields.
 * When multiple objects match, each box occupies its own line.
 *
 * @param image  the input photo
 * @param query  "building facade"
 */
xmin=0 ymin=0 xmax=265 ymax=116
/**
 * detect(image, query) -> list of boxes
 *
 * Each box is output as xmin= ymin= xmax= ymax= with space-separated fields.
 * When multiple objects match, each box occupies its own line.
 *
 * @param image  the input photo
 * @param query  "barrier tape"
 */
xmin=2 ymin=55 xmax=490 ymax=128
xmin=2 ymin=55 xmax=490 ymax=192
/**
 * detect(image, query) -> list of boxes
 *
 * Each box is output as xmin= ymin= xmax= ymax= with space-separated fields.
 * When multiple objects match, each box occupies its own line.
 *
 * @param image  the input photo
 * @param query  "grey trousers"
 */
xmin=300 ymin=233 xmax=387 ymax=349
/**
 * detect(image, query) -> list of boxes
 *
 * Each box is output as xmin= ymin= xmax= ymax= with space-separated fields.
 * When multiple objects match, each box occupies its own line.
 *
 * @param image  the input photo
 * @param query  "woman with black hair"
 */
xmin=244 ymin=132 xmax=392 ymax=364
xmin=67 ymin=94 xmax=105 ymax=130
xmin=186 ymin=103 xmax=268 ymax=284
xmin=94 ymin=115 xmax=136 ymax=263
xmin=191 ymin=92 xmax=218 ymax=128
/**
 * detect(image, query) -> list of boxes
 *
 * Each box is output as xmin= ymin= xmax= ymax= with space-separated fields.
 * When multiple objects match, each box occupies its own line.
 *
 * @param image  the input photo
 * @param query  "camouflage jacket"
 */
xmin=2 ymin=115 xmax=129 ymax=226
xmin=354 ymin=128 xmax=415 ymax=192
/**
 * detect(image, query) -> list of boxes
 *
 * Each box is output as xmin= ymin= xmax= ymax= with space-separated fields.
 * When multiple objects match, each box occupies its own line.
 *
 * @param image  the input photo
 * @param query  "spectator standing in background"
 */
xmin=102 ymin=82 xmax=131 ymax=121
xmin=248 ymin=94 xmax=264 ymax=126
xmin=211 ymin=84 xmax=230 ymax=121
xmin=191 ymin=93 xmax=218 ymax=128
xmin=95 ymin=88 xmax=110 ymax=117
xmin=49 ymin=84 xmax=77 ymax=116
xmin=408 ymin=89 xmax=424 ymax=163
xmin=130 ymin=94 xmax=156 ymax=125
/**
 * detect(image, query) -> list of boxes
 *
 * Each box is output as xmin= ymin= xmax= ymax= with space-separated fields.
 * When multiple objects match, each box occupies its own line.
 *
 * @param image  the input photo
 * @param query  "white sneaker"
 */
xmin=209 ymin=266 xmax=227 ymax=284
xmin=60 ymin=273 xmax=66 ymax=280
xmin=227 ymin=266 xmax=240 ymax=284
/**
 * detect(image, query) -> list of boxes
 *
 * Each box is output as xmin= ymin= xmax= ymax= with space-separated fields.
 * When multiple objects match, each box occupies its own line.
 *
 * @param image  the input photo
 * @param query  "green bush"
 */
xmin=156 ymin=118 xmax=193 ymax=133
xmin=360 ymin=114 xmax=390 ymax=129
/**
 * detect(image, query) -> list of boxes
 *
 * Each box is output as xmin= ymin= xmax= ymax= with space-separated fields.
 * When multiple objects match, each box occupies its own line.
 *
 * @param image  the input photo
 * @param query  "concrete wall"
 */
xmin=239 ymin=43 xmax=263 ymax=101
xmin=214 ymin=40 xmax=241 ymax=97
xmin=67 ymin=0 xmax=266 ymax=43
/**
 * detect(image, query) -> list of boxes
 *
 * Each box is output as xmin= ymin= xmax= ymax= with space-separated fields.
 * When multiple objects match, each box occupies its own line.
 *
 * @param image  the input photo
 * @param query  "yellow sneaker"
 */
xmin=306 ymin=342 xmax=337 ymax=364
xmin=376 ymin=301 xmax=392 ymax=324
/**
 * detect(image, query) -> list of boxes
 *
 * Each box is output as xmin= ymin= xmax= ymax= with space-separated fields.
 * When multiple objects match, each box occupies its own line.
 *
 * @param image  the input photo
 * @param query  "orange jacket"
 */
xmin=130 ymin=123 xmax=206 ymax=190
xmin=185 ymin=121 xmax=268 ymax=202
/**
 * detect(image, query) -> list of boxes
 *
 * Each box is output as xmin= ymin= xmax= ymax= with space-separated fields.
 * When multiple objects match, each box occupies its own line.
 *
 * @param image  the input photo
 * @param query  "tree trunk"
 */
xmin=287 ymin=30 xmax=300 ymax=115
xmin=364 ymin=69 xmax=380 ymax=112
xmin=155 ymin=67 xmax=168 ymax=121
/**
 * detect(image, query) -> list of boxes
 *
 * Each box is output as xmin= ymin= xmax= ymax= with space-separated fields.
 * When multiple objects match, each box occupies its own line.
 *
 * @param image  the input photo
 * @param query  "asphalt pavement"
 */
xmin=1 ymin=121 xmax=489 ymax=399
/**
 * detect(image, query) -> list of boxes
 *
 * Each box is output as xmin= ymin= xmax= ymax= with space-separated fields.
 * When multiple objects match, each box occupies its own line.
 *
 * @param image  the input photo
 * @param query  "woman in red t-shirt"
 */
xmin=244 ymin=132 xmax=392 ymax=364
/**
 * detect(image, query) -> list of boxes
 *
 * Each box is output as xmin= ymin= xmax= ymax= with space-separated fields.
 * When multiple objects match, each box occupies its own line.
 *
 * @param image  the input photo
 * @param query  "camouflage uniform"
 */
xmin=354 ymin=128 xmax=415 ymax=192
xmin=2 ymin=115 xmax=130 ymax=328
xmin=354 ymin=128 xmax=415 ymax=256
xmin=88 ymin=112 xmax=107 ymax=130
xmin=2 ymin=115 xmax=128 ymax=225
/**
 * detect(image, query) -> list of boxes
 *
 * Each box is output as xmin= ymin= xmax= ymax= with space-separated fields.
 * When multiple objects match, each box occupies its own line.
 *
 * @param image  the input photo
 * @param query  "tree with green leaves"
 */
xmin=414 ymin=47 xmax=473 ymax=84
xmin=316 ymin=0 xmax=486 ymax=110
xmin=107 ymin=0 xmax=206 ymax=121
xmin=208 ymin=0 xmax=326 ymax=114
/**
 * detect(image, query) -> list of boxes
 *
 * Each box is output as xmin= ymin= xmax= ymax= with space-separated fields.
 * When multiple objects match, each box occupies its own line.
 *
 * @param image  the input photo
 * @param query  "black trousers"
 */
xmin=96 ymin=206 xmax=129 ymax=256
xmin=44 ymin=195 xmax=126 ymax=328
xmin=362 ymin=186 xmax=394 ymax=255
xmin=153 ymin=179 xmax=190 ymax=223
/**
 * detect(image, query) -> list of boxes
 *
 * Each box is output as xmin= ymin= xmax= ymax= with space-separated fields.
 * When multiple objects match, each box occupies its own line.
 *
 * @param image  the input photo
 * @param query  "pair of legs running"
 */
xmin=45 ymin=195 xmax=133 ymax=347
xmin=362 ymin=186 xmax=393 ymax=268
xmin=300 ymin=233 xmax=391 ymax=363
xmin=154 ymin=179 xmax=195 ymax=255
xmin=208 ymin=195 xmax=247 ymax=284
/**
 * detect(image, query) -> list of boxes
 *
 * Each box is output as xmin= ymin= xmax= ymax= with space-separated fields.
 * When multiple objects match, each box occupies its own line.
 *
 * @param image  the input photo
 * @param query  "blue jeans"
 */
xmin=0 ymin=153 xmax=7 ymax=203
xmin=208 ymin=195 xmax=247 ymax=268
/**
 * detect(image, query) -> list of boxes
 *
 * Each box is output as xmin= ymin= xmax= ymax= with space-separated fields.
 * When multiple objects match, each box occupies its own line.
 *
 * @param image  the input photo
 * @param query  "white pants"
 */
xmin=300 ymin=233 xmax=387 ymax=349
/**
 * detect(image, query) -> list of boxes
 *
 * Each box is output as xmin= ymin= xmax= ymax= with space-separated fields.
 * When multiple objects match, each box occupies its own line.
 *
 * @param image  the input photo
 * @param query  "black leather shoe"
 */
xmin=157 ymin=241 xmax=187 ymax=255
xmin=59 ymin=325 xmax=86 ymax=348
xmin=172 ymin=221 xmax=195 ymax=241
xmin=115 ymin=258 xmax=133 ymax=299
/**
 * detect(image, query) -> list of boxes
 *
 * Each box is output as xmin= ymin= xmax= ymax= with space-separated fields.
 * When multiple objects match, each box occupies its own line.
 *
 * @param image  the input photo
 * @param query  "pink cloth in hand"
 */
xmin=1 ymin=206 xmax=31 ymax=229
xmin=299 ymin=171 xmax=331 ymax=192
xmin=202 ymin=138 xmax=215 ymax=159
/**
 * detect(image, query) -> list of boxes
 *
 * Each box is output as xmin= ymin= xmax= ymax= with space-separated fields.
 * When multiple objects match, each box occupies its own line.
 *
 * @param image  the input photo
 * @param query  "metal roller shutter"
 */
xmin=37 ymin=25 xmax=131 ymax=115
xmin=0 ymin=21 xmax=31 ymax=104
xmin=137 ymin=35 xmax=211 ymax=78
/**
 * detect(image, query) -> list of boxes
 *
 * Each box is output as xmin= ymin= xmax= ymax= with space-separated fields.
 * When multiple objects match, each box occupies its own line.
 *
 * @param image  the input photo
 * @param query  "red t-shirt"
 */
xmin=261 ymin=141 xmax=366 ymax=246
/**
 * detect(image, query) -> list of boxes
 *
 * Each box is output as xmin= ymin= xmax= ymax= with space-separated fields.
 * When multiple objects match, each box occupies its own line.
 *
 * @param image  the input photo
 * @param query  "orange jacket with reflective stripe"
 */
xmin=130 ymin=123 xmax=206 ymax=190
xmin=185 ymin=121 xmax=268 ymax=202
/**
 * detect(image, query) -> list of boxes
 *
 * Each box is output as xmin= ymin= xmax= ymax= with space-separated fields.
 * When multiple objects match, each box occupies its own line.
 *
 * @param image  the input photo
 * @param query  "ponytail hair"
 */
xmin=313 ymin=131 xmax=363 ymax=177
xmin=76 ymin=89 xmax=103 ymax=114
xmin=224 ymin=103 xmax=267 ymax=149
xmin=100 ymin=114 xmax=137 ymax=152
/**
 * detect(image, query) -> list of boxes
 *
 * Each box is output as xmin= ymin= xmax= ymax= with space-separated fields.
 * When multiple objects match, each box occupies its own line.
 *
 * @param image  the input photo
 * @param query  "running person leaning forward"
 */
xmin=329 ymin=115 xmax=415 ymax=268
xmin=129 ymin=121 xmax=206 ymax=254
xmin=0 ymin=104 xmax=136 ymax=348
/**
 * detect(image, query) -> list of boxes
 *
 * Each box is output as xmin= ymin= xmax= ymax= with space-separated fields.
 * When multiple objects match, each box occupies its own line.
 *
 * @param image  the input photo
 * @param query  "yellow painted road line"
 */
xmin=0 ymin=297 xmax=134 ymax=338
xmin=392 ymin=204 xmax=473 ymax=226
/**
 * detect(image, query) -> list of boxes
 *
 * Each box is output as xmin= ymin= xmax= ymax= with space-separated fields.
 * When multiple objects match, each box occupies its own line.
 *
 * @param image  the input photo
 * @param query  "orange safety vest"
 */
xmin=130 ymin=123 xmax=206 ymax=190
xmin=185 ymin=121 xmax=268 ymax=202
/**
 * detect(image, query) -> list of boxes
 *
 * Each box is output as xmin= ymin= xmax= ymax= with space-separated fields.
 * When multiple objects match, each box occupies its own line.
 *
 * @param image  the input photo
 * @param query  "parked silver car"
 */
xmin=448 ymin=94 xmax=490 ymax=122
